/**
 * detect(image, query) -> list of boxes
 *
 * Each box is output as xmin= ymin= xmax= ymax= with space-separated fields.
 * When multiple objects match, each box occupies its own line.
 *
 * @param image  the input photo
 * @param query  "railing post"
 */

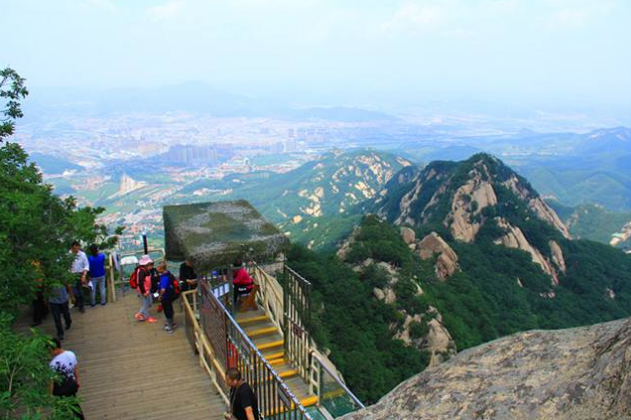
xmin=317 ymin=360 xmax=322 ymax=407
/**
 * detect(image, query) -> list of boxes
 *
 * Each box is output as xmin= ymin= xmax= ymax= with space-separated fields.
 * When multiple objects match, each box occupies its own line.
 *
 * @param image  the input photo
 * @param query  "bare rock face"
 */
xmin=418 ymin=232 xmax=459 ymax=280
xmin=425 ymin=315 xmax=456 ymax=367
xmin=502 ymin=175 xmax=571 ymax=239
xmin=392 ymin=310 xmax=456 ymax=366
xmin=529 ymin=197 xmax=571 ymax=239
xmin=494 ymin=218 xmax=560 ymax=285
xmin=549 ymin=240 xmax=567 ymax=273
xmin=342 ymin=317 xmax=631 ymax=420
xmin=447 ymin=175 xmax=498 ymax=242
xmin=400 ymin=227 xmax=416 ymax=245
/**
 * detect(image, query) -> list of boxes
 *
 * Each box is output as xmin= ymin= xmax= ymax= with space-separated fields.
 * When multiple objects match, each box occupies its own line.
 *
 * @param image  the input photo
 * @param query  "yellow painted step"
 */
xmin=247 ymin=326 xmax=278 ymax=338
xmin=255 ymin=369 xmax=298 ymax=386
xmin=269 ymin=358 xmax=286 ymax=366
xmin=264 ymin=351 xmax=285 ymax=362
xmin=257 ymin=340 xmax=284 ymax=351
xmin=279 ymin=369 xmax=297 ymax=379
xmin=300 ymin=395 xmax=318 ymax=407
xmin=238 ymin=315 xmax=269 ymax=326
xmin=264 ymin=396 xmax=317 ymax=417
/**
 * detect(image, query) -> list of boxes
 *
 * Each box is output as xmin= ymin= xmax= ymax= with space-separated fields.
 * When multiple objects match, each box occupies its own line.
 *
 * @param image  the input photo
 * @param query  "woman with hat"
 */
xmin=135 ymin=255 xmax=157 ymax=323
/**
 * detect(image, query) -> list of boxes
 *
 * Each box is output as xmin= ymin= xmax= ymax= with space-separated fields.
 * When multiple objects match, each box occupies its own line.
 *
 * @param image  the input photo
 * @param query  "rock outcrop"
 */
xmin=342 ymin=317 xmax=631 ymax=420
xmin=448 ymin=175 xmax=498 ymax=242
xmin=400 ymin=227 xmax=416 ymax=245
xmin=417 ymin=232 xmax=459 ymax=280
xmin=494 ymin=218 xmax=564 ymax=285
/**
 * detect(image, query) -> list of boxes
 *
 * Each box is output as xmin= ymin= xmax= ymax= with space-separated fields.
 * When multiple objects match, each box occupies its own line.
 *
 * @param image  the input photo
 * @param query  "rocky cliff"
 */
xmin=342 ymin=317 xmax=631 ymax=420
xmin=375 ymin=154 xmax=570 ymax=284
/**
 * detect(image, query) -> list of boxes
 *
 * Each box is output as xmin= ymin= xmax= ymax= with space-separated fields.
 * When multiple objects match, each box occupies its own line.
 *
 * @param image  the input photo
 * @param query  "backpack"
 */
xmin=167 ymin=272 xmax=181 ymax=301
xmin=129 ymin=266 xmax=144 ymax=289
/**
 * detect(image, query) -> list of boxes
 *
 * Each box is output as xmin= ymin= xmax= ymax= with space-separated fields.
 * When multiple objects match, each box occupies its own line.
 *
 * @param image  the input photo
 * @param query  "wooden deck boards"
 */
xmin=17 ymin=293 xmax=225 ymax=420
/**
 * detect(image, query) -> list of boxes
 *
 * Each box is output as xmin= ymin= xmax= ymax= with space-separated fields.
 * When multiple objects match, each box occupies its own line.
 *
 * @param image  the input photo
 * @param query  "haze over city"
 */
xmin=3 ymin=0 xmax=631 ymax=120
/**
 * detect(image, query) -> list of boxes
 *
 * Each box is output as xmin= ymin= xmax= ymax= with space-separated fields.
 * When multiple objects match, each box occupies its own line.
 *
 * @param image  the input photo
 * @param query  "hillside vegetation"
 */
xmin=291 ymin=153 xmax=631 ymax=405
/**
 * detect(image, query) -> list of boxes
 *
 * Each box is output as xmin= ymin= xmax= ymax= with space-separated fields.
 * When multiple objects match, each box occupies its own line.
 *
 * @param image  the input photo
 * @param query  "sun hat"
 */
xmin=138 ymin=255 xmax=154 ymax=266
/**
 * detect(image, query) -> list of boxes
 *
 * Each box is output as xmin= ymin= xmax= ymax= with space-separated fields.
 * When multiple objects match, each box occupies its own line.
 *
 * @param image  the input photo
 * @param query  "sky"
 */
xmin=2 ymin=0 xmax=631 ymax=111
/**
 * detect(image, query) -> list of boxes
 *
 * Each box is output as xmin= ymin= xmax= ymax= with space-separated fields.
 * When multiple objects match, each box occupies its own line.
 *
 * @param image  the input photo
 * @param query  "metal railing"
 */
xmin=198 ymin=281 xmax=314 ymax=420
xmin=181 ymin=290 xmax=230 ymax=407
xmin=106 ymin=248 xmax=165 ymax=302
xmin=249 ymin=262 xmax=285 ymax=341
xmin=313 ymin=357 xmax=364 ymax=417
xmin=281 ymin=266 xmax=312 ymax=383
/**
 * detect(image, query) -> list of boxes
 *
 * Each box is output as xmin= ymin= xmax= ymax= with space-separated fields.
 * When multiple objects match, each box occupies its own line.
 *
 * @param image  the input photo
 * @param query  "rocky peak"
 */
xmin=342 ymin=317 xmax=631 ymax=420
xmin=493 ymin=218 xmax=565 ymax=285
xmin=375 ymin=154 xmax=571 ymax=282
xmin=416 ymin=232 xmax=459 ymax=280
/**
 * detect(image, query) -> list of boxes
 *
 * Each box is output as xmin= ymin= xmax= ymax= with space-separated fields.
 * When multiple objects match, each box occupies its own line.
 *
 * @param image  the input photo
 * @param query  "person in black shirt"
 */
xmin=179 ymin=260 xmax=198 ymax=292
xmin=226 ymin=368 xmax=260 ymax=420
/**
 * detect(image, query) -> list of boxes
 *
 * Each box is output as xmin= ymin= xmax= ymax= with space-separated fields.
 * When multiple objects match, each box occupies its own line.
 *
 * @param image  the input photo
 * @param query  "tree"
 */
xmin=1 ymin=68 xmax=28 ymax=143
xmin=0 ymin=314 xmax=79 ymax=420
xmin=0 ymin=67 xmax=121 ymax=418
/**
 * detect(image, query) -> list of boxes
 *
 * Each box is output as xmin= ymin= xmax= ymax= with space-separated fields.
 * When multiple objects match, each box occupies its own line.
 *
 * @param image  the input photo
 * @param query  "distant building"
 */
xmin=164 ymin=144 xmax=232 ymax=166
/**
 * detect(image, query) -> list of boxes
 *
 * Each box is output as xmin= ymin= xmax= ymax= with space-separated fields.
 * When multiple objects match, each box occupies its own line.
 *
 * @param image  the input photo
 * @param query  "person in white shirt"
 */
xmin=69 ymin=241 xmax=89 ymax=313
xmin=50 ymin=337 xmax=84 ymax=419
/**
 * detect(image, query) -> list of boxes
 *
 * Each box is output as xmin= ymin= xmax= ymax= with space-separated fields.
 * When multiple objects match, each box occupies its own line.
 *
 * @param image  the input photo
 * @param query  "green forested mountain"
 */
xmin=512 ymin=127 xmax=631 ymax=211
xmin=291 ymin=153 xmax=631 ymax=405
xmin=546 ymin=200 xmax=631 ymax=251
xmin=224 ymin=149 xmax=412 ymax=249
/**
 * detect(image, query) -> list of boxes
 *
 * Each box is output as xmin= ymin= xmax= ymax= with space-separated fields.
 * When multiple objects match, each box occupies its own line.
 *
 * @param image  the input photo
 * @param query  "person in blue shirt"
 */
xmin=87 ymin=244 xmax=107 ymax=307
xmin=157 ymin=262 xmax=178 ymax=334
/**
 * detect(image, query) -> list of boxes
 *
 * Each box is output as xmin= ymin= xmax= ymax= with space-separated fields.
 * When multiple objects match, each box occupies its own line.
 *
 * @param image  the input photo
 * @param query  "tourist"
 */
xmin=157 ymin=262 xmax=178 ymax=334
xmin=179 ymin=259 xmax=198 ymax=292
xmin=135 ymin=255 xmax=157 ymax=323
xmin=69 ymin=241 xmax=89 ymax=313
xmin=232 ymin=261 xmax=254 ymax=308
xmin=49 ymin=338 xmax=84 ymax=419
xmin=88 ymin=244 xmax=107 ymax=307
xmin=225 ymin=368 xmax=260 ymax=420
xmin=49 ymin=281 xmax=73 ymax=341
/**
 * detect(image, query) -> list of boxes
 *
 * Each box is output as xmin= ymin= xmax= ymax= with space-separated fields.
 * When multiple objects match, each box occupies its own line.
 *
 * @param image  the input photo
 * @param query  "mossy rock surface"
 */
xmin=164 ymin=200 xmax=289 ymax=270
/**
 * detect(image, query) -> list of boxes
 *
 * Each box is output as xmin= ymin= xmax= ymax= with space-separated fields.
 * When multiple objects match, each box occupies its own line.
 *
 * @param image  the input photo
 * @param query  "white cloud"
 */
xmin=78 ymin=0 xmax=118 ymax=13
xmin=147 ymin=0 xmax=184 ymax=21
xmin=381 ymin=1 xmax=444 ymax=34
xmin=538 ymin=2 xmax=614 ymax=31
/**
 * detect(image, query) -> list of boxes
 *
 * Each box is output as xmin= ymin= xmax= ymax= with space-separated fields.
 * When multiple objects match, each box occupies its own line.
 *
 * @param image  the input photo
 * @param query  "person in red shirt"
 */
xmin=232 ymin=260 xmax=254 ymax=309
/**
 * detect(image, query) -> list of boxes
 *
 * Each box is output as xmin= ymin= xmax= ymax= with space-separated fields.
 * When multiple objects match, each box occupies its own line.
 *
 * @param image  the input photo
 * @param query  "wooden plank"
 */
xmin=17 ymin=293 xmax=225 ymax=420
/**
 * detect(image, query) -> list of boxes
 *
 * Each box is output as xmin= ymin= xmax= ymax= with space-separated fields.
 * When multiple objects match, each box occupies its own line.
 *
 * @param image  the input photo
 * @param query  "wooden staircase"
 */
xmin=235 ymin=309 xmax=318 ymax=408
xmin=16 ymin=293 xmax=226 ymax=420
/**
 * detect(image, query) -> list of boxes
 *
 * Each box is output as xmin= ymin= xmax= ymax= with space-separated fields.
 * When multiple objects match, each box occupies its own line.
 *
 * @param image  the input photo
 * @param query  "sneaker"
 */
xmin=135 ymin=313 xmax=145 ymax=322
xmin=91 ymin=304 xmax=96 ymax=308
xmin=146 ymin=316 xmax=158 ymax=323
xmin=57 ymin=334 xmax=64 ymax=341
xmin=65 ymin=321 xmax=72 ymax=330
xmin=164 ymin=325 xmax=174 ymax=334
xmin=101 ymin=303 xmax=106 ymax=306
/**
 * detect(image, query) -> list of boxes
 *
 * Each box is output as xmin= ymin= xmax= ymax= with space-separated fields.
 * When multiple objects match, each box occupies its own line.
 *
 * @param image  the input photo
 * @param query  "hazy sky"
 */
xmin=2 ymin=0 xmax=631 ymax=109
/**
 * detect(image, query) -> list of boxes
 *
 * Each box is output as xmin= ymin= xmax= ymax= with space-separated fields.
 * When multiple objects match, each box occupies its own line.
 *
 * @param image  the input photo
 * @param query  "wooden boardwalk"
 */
xmin=20 ymin=293 xmax=225 ymax=419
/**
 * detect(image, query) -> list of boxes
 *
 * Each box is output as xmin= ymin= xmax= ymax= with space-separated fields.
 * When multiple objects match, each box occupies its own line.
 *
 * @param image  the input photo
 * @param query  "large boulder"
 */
xmin=164 ymin=200 xmax=289 ymax=270
xmin=400 ymin=227 xmax=416 ymax=245
xmin=417 ymin=232 xmax=459 ymax=280
xmin=342 ymin=317 xmax=631 ymax=420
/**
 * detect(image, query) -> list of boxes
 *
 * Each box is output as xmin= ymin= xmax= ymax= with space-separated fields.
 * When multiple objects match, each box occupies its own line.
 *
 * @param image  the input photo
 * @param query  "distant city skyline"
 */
xmin=2 ymin=0 xmax=631 ymax=113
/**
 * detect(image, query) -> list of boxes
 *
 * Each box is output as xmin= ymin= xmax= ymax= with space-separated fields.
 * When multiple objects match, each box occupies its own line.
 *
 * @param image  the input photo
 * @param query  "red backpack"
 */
xmin=167 ymin=273 xmax=181 ymax=301
xmin=129 ymin=267 xmax=142 ymax=289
